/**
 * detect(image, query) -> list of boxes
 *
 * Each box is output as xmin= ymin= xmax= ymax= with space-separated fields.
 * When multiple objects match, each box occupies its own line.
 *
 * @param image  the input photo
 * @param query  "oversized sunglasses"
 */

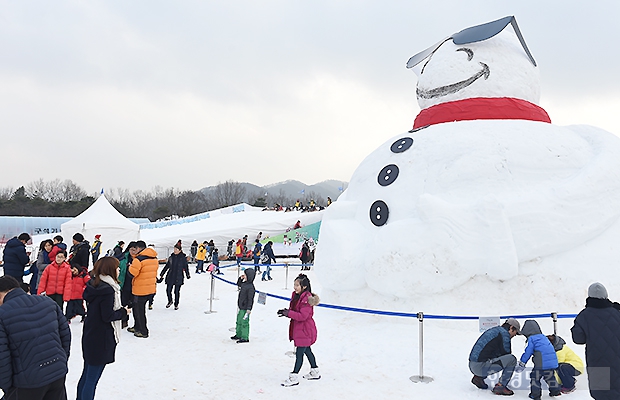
xmin=406 ymin=15 xmax=537 ymax=69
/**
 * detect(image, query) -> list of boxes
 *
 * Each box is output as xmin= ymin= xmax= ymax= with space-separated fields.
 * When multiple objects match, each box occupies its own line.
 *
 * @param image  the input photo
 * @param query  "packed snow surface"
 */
xmin=42 ymin=264 xmax=595 ymax=399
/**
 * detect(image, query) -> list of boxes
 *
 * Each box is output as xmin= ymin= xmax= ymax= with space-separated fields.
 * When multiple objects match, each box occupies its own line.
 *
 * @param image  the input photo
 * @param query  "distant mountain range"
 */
xmin=199 ymin=180 xmax=348 ymax=205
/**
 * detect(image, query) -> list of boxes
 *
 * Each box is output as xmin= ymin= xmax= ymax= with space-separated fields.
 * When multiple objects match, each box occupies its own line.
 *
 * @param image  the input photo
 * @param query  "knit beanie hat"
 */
xmin=588 ymin=282 xmax=608 ymax=299
xmin=174 ymin=240 xmax=182 ymax=250
xmin=73 ymin=233 xmax=84 ymax=242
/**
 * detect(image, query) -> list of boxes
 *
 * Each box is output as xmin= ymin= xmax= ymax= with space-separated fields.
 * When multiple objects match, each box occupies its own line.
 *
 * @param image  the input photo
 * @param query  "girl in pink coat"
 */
xmin=278 ymin=273 xmax=321 ymax=387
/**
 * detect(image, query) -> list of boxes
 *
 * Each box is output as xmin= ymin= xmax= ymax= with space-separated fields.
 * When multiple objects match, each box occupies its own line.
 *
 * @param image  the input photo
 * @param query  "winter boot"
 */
xmin=302 ymin=368 xmax=321 ymax=380
xmin=560 ymin=386 xmax=576 ymax=394
xmin=492 ymin=383 xmax=514 ymax=396
xmin=471 ymin=375 xmax=488 ymax=389
xmin=281 ymin=373 xmax=299 ymax=387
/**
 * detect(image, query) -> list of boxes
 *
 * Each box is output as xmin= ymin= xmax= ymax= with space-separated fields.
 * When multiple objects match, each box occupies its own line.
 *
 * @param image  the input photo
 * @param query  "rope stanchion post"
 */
xmin=410 ymin=312 xmax=433 ymax=383
xmin=551 ymin=312 xmax=558 ymax=335
xmin=204 ymin=272 xmax=217 ymax=314
xmin=284 ymin=263 xmax=289 ymax=290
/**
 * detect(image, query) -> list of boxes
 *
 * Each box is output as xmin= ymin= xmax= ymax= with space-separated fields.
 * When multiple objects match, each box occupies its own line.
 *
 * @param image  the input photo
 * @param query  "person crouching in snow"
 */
xmin=516 ymin=320 xmax=561 ymax=399
xmin=231 ymin=268 xmax=255 ymax=343
xmin=546 ymin=334 xmax=584 ymax=394
xmin=278 ymin=273 xmax=320 ymax=387
xmin=65 ymin=265 xmax=90 ymax=323
xmin=37 ymin=250 xmax=72 ymax=313
xmin=468 ymin=318 xmax=521 ymax=395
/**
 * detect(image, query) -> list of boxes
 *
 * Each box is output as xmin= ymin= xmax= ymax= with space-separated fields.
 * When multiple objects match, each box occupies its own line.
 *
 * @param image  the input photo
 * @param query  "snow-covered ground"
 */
xmin=52 ymin=261 xmax=594 ymax=399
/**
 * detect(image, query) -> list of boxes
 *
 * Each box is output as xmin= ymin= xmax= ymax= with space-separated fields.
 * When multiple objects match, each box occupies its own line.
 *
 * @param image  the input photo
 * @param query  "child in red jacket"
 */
xmin=37 ymin=250 xmax=72 ymax=312
xmin=65 ymin=265 xmax=90 ymax=322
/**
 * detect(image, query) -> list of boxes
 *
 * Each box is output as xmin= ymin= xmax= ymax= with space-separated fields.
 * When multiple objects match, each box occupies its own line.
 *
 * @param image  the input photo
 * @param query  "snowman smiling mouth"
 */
xmin=417 ymin=48 xmax=490 ymax=99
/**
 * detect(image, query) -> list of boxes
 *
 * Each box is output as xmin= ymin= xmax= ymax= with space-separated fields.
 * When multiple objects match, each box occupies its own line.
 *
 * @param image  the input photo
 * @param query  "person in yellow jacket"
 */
xmin=127 ymin=241 xmax=158 ymax=338
xmin=195 ymin=242 xmax=207 ymax=274
xmin=547 ymin=334 xmax=584 ymax=394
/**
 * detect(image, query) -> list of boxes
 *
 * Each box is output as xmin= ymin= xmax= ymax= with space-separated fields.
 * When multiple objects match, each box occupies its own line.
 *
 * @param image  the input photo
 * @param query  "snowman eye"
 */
xmin=456 ymin=47 xmax=474 ymax=61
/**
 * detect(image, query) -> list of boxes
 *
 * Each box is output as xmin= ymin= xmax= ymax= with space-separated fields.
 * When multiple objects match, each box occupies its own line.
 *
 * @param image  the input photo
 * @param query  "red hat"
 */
xmin=95 ymin=234 xmax=101 ymax=239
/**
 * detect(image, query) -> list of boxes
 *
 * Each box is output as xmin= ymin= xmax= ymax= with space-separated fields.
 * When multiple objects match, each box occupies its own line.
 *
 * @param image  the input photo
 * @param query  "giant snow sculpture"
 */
xmin=314 ymin=16 xmax=620 ymax=300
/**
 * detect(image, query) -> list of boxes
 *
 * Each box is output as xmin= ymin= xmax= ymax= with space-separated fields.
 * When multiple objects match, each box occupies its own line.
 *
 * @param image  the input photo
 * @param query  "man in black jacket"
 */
xmin=572 ymin=282 xmax=620 ymax=400
xmin=0 ymin=275 xmax=71 ymax=398
xmin=70 ymin=233 xmax=90 ymax=271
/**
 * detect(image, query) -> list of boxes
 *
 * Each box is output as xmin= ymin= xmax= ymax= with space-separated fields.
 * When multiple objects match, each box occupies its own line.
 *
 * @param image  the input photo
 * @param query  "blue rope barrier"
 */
xmin=210 ymin=274 xmax=579 ymax=320
xmin=222 ymin=262 xmax=293 ymax=268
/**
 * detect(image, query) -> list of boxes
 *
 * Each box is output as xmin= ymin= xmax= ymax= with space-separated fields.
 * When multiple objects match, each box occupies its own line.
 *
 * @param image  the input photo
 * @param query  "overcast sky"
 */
xmin=2 ymin=1 xmax=619 ymax=194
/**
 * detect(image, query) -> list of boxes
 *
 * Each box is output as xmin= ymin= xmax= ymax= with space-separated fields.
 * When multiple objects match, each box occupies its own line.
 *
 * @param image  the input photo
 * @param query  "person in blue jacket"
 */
xmin=0 ymin=275 xmax=71 ymax=398
xmin=517 ymin=319 xmax=561 ymax=399
xmin=2 ymin=233 xmax=31 ymax=283
xmin=469 ymin=318 xmax=521 ymax=395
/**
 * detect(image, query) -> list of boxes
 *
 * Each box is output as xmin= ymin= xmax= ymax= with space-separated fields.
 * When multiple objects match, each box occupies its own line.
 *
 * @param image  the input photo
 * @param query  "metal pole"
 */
xmin=410 ymin=312 xmax=433 ymax=383
xmin=284 ymin=263 xmax=289 ymax=290
xmin=204 ymin=272 xmax=217 ymax=314
xmin=551 ymin=312 xmax=558 ymax=335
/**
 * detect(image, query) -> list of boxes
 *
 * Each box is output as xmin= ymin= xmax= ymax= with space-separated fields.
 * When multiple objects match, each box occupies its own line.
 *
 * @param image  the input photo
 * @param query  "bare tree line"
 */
xmin=0 ymin=179 xmax=328 ymax=220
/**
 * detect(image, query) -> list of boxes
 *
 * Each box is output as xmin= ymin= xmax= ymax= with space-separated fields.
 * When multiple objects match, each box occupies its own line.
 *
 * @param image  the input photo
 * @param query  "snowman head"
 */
xmin=407 ymin=16 xmax=541 ymax=110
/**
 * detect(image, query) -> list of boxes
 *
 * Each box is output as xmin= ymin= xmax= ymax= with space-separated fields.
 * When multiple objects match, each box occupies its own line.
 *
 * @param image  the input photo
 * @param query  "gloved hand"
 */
xmin=277 ymin=308 xmax=289 ymax=317
xmin=515 ymin=361 xmax=526 ymax=373
xmin=156 ymin=277 xmax=163 ymax=284
xmin=243 ymin=311 xmax=250 ymax=320
xmin=187 ymin=274 xmax=191 ymax=279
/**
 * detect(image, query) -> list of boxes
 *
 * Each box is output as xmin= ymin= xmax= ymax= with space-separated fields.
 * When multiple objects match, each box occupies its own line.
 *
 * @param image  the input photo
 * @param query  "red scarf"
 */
xmin=413 ymin=97 xmax=551 ymax=130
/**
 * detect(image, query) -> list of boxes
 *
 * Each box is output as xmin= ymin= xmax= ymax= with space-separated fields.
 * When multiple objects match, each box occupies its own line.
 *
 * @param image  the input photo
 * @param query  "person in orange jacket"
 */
xmin=65 ymin=265 xmax=90 ymax=322
xmin=37 ymin=250 xmax=72 ymax=312
xmin=127 ymin=241 xmax=158 ymax=338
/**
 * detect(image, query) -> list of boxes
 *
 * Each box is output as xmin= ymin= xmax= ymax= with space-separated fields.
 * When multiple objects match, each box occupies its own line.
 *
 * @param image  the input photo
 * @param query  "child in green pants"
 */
xmin=231 ymin=268 xmax=255 ymax=343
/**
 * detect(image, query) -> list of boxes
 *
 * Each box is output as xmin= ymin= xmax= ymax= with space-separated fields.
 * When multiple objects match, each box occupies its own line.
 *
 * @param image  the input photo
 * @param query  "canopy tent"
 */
xmin=61 ymin=195 xmax=140 ymax=256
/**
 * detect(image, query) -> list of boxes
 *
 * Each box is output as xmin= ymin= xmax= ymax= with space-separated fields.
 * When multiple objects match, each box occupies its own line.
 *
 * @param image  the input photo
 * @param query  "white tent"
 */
xmin=61 ymin=195 xmax=140 ymax=254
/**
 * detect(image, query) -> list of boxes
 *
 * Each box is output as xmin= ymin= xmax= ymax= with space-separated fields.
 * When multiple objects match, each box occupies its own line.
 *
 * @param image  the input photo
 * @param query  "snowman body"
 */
xmin=314 ymin=20 xmax=620 ymax=302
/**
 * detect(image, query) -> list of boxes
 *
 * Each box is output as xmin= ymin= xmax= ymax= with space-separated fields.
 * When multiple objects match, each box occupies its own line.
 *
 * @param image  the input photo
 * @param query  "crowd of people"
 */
xmin=0 ymin=231 xmax=322 ymax=397
xmin=264 ymin=196 xmax=332 ymax=213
